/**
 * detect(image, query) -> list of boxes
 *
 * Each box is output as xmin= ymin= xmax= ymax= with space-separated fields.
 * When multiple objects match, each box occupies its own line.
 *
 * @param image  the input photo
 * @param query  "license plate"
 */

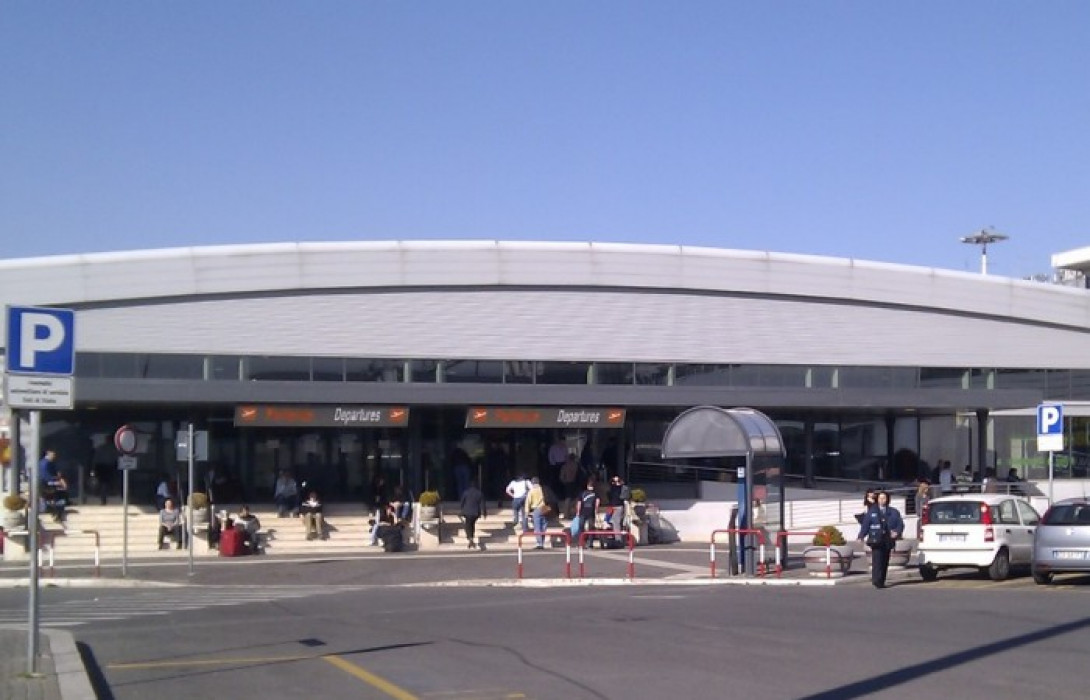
xmin=1054 ymin=550 xmax=1087 ymax=560
xmin=939 ymin=534 xmax=966 ymax=543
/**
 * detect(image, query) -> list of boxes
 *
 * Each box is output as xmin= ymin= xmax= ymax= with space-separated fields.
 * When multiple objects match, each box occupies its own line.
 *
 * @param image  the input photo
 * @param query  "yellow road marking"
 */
xmin=108 ymin=654 xmax=312 ymax=670
xmin=323 ymin=654 xmax=419 ymax=700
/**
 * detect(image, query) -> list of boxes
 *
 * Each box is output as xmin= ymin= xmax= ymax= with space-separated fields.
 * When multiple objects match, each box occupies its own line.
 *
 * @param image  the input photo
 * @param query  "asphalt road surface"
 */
xmin=3 ymin=571 xmax=1088 ymax=700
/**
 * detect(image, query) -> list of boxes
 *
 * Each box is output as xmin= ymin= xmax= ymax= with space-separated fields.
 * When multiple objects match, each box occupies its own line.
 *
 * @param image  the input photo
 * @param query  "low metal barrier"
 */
xmin=773 ymin=530 xmax=848 ymax=579
xmin=710 ymin=529 xmax=767 ymax=578
xmin=516 ymin=530 xmax=572 ymax=580
xmin=576 ymin=530 xmax=636 ymax=579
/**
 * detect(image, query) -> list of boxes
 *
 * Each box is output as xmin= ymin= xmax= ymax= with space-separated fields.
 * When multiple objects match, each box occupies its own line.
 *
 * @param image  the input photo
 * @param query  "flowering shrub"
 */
xmin=812 ymin=525 xmax=846 ymax=546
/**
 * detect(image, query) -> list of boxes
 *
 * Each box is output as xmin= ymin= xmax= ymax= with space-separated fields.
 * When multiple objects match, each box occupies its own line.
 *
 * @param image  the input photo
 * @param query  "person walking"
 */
xmin=571 ymin=478 xmax=600 ymax=544
xmin=460 ymin=480 xmax=485 ymax=549
xmin=526 ymin=477 xmax=549 ymax=550
xmin=505 ymin=473 xmax=530 ymax=532
xmin=857 ymin=490 xmax=904 ymax=589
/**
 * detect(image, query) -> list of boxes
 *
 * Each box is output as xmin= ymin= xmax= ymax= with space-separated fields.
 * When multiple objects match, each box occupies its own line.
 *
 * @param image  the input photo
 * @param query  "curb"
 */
xmin=45 ymin=628 xmax=96 ymax=700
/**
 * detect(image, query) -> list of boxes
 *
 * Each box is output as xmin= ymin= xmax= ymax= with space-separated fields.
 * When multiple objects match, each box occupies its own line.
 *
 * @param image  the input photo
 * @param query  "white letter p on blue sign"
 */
xmin=1037 ymin=403 xmax=1063 ymax=436
xmin=6 ymin=306 xmax=76 ymax=375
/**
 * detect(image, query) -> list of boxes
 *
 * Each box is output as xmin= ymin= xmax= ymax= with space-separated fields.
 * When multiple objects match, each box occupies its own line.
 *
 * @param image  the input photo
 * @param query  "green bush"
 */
xmin=418 ymin=490 xmax=441 ymax=507
xmin=629 ymin=487 xmax=647 ymax=503
xmin=189 ymin=492 xmax=209 ymax=510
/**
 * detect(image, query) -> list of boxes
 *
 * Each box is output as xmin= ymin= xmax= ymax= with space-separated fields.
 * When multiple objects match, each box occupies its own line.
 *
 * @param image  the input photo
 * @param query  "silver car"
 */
xmin=1032 ymin=498 xmax=1090 ymax=585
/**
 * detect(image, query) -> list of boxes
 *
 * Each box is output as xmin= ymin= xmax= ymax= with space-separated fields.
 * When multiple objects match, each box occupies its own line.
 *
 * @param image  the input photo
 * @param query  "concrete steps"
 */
xmin=8 ymin=503 xmax=525 ymax=561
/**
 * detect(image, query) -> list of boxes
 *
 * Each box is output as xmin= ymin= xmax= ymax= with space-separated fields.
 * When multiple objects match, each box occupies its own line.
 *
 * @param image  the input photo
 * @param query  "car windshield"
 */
xmin=1042 ymin=504 xmax=1090 ymax=526
xmin=929 ymin=501 xmax=983 ymax=524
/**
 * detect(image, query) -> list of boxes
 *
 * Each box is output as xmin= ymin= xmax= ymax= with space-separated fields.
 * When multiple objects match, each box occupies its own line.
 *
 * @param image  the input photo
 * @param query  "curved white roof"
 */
xmin=1 ymin=239 xmax=1087 ymax=325
xmin=1 ymin=240 xmax=1088 ymax=368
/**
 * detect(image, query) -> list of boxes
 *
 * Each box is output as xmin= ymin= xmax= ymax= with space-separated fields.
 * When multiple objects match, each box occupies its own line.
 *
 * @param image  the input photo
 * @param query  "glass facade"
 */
xmin=21 ymin=350 xmax=1090 ymax=508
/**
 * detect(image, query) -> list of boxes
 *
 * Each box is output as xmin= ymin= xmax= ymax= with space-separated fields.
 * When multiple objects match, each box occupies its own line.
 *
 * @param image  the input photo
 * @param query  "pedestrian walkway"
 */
xmin=0 ymin=584 xmax=367 ymax=628
xmin=0 ymin=626 xmax=94 ymax=700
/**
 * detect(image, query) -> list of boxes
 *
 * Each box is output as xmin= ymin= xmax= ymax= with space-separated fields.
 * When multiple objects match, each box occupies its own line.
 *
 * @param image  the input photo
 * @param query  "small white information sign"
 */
xmin=4 ymin=375 xmax=74 ymax=409
xmin=118 ymin=455 xmax=138 ymax=471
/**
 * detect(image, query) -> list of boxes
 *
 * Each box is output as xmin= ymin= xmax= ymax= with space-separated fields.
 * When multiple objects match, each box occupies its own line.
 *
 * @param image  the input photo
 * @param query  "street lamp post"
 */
xmin=960 ymin=227 xmax=1009 ymax=275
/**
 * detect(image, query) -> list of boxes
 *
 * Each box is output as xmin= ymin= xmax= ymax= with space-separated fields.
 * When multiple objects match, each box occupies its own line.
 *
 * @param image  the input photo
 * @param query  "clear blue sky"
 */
xmin=2 ymin=2 xmax=1088 ymax=278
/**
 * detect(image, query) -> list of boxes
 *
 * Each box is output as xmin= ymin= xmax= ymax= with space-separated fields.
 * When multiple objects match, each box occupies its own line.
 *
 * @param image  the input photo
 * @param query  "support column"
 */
xmin=975 ymin=409 xmax=990 ymax=479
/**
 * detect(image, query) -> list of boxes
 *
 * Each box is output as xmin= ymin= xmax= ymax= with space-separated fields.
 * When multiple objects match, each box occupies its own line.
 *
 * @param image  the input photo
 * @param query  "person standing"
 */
xmin=857 ymin=490 xmax=904 ymax=589
xmin=460 ymin=481 xmax=485 ymax=549
xmin=914 ymin=478 xmax=931 ymax=538
xmin=606 ymin=475 xmax=630 ymax=534
xmin=571 ymin=479 xmax=600 ymax=544
xmin=938 ymin=460 xmax=954 ymax=495
xmin=274 ymin=470 xmax=299 ymax=517
xmin=547 ymin=436 xmax=569 ymax=497
xmin=505 ymin=473 xmax=530 ymax=532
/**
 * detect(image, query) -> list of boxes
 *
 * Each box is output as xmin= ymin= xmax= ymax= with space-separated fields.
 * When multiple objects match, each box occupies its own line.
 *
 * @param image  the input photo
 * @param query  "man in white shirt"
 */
xmin=505 ymin=474 xmax=530 ymax=532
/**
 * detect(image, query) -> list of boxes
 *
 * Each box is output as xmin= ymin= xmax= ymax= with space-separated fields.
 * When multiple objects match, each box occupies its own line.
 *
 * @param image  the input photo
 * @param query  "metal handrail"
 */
xmin=576 ymin=530 xmax=635 ymax=579
xmin=515 ymin=530 xmax=572 ymax=579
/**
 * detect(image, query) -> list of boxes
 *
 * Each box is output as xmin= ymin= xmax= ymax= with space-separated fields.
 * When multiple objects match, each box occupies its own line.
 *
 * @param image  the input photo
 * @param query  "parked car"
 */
xmin=1031 ymin=498 xmax=1090 ymax=585
xmin=917 ymin=494 xmax=1040 ymax=581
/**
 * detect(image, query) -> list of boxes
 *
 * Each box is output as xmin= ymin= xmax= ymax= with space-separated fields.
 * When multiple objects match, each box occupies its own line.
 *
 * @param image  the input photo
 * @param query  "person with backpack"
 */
xmin=571 ymin=479 xmax=599 ymax=544
xmin=857 ymin=490 xmax=904 ymax=589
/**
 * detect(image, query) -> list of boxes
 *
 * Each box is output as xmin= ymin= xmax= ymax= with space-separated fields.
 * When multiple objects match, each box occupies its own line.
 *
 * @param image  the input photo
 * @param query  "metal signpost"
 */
xmin=176 ymin=424 xmax=208 ymax=577
xmin=115 ymin=424 xmax=138 ymax=577
xmin=3 ymin=305 xmax=76 ymax=675
xmin=1037 ymin=403 xmax=1064 ymax=505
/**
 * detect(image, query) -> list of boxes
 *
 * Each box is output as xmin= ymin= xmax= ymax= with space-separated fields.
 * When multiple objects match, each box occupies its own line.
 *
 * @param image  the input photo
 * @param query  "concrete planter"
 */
xmin=2 ymin=510 xmax=25 ymax=532
xmin=802 ymin=545 xmax=854 ymax=578
xmin=888 ymin=541 xmax=913 ymax=569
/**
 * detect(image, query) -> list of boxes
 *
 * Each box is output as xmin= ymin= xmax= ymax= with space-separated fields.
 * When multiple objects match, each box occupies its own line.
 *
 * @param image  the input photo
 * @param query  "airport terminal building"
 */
xmin=2 ymin=240 xmax=1089 ymax=503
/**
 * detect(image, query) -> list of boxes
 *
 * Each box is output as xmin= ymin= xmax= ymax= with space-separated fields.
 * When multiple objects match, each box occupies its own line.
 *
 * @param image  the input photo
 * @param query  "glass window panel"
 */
xmin=140 ymin=354 xmax=205 ymax=380
xmin=1046 ymin=370 xmax=1071 ymax=400
xmin=75 ymin=352 xmax=104 ymax=378
xmin=595 ymin=362 xmax=634 ymax=385
xmin=920 ymin=368 xmax=966 ymax=389
xmin=312 ymin=357 xmax=345 ymax=382
xmin=889 ymin=367 xmax=918 ymax=388
xmin=209 ymin=355 xmax=242 ymax=381
xmin=407 ymin=359 xmax=439 ymax=383
xmin=101 ymin=353 xmax=138 ymax=378
xmin=675 ymin=364 xmax=731 ymax=386
xmin=503 ymin=361 xmax=535 ymax=384
xmin=809 ymin=366 xmax=836 ymax=388
xmin=995 ymin=368 xmax=1047 ymax=392
xmin=349 ymin=359 xmax=405 ymax=382
xmin=441 ymin=359 xmax=503 ymax=383
xmin=634 ymin=363 xmax=670 ymax=386
xmin=734 ymin=365 xmax=810 ymax=387
xmin=1071 ymin=371 xmax=1090 ymax=400
xmin=838 ymin=367 xmax=896 ymax=389
xmin=969 ymin=368 xmax=995 ymax=389
xmin=537 ymin=361 xmax=590 ymax=385
xmin=812 ymin=421 xmax=841 ymax=479
xmin=247 ymin=356 xmax=310 ymax=381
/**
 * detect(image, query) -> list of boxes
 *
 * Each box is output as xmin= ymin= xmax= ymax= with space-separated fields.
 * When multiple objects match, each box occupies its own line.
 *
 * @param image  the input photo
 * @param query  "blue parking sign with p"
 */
xmin=6 ymin=306 xmax=75 ymax=375
xmin=1037 ymin=403 xmax=1063 ymax=436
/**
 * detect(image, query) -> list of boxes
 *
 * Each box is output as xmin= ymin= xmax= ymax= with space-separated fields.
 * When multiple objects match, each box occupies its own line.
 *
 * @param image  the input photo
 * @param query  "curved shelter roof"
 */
xmin=661 ymin=406 xmax=786 ymax=459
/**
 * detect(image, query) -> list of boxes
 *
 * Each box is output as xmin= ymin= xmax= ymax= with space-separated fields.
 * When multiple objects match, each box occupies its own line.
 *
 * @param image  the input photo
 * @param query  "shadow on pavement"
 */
xmin=798 ymin=616 xmax=1090 ymax=700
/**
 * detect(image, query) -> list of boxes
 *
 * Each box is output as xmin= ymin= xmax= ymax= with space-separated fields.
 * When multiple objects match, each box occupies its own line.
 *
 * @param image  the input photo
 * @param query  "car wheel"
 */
xmin=1032 ymin=570 xmax=1052 ymax=586
xmin=986 ymin=549 xmax=1011 ymax=581
xmin=919 ymin=564 xmax=939 ymax=582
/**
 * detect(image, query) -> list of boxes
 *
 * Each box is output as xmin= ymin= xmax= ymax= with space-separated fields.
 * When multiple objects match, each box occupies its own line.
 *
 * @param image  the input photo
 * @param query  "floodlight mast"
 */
xmin=959 ymin=228 xmax=1009 ymax=274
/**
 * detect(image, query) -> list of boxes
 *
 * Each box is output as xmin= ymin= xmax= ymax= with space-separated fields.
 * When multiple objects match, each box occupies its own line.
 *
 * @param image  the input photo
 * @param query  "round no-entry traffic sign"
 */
xmin=114 ymin=424 xmax=138 ymax=455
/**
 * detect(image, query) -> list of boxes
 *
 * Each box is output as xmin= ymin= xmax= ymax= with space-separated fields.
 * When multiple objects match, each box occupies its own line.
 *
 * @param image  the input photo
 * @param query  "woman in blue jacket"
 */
xmin=857 ymin=490 xmax=904 ymax=589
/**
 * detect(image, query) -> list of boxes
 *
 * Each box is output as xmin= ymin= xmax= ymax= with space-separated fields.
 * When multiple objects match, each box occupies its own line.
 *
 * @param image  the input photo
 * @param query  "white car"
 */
xmin=917 ymin=494 xmax=1041 ymax=581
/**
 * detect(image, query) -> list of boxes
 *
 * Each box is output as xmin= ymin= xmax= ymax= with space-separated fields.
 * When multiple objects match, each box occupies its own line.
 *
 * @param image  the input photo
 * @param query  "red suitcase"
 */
xmin=219 ymin=527 xmax=244 ymax=557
